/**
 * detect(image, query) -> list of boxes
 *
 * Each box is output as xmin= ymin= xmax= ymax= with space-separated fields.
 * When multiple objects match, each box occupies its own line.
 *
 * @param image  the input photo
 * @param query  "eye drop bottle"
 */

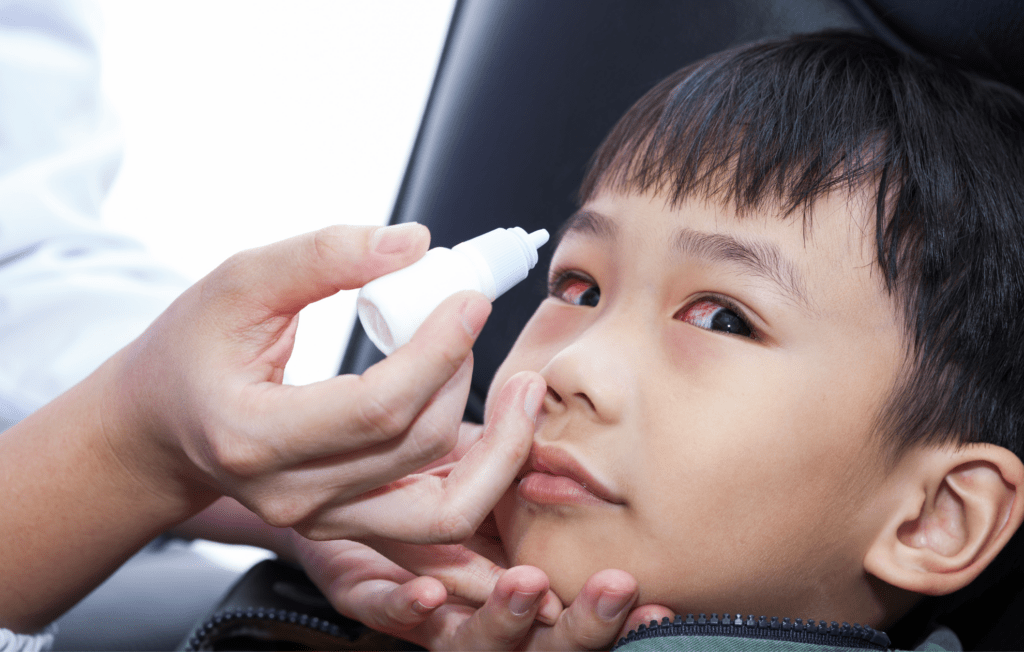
xmin=357 ymin=226 xmax=550 ymax=355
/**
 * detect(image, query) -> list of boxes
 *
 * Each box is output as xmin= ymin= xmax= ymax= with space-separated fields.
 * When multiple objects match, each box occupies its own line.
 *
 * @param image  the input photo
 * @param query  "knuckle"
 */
xmin=199 ymin=252 xmax=247 ymax=303
xmin=429 ymin=510 xmax=475 ymax=544
xmin=413 ymin=329 xmax=467 ymax=379
xmin=207 ymin=428 xmax=273 ymax=479
xmin=255 ymin=493 xmax=315 ymax=529
xmin=311 ymin=227 xmax=343 ymax=264
xmin=429 ymin=546 xmax=500 ymax=597
xmin=354 ymin=388 xmax=405 ymax=442
xmin=405 ymin=420 xmax=458 ymax=463
xmin=483 ymin=563 xmax=505 ymax=590
xmin=433 ymin=345 xmax=467 ymax=378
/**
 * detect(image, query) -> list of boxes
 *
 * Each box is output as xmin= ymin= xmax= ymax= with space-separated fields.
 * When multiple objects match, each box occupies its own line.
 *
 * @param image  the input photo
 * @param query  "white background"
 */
xmin=97 ymin=0 xmax=456 ymax=386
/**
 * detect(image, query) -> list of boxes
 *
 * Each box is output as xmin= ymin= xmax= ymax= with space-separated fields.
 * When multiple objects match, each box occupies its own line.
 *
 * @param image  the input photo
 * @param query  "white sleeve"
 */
xmin=0 ymin=0 xmax=191 ymax=430
xmin=0 ymin=624 xmax=55 ymax=652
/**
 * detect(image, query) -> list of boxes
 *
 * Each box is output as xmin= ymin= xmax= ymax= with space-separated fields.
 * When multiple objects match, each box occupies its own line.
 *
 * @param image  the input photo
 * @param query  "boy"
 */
xmin=297 ymin=31 xmax=1024 ymax=650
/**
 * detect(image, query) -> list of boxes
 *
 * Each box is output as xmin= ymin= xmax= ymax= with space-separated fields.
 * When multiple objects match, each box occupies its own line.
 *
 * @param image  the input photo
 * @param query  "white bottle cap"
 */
xmin=453 ymin=227 xmax=550 ymax=299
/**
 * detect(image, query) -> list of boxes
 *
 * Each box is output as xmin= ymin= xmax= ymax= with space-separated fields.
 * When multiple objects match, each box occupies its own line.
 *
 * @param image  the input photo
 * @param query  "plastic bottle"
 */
xmin=357 ymin=226 xmax=550 ymax=355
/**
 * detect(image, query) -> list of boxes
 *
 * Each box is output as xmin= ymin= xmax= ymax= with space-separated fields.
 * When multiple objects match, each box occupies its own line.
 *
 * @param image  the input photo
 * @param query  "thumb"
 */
xmin=213 ymin=222 xmax=430 ymax=315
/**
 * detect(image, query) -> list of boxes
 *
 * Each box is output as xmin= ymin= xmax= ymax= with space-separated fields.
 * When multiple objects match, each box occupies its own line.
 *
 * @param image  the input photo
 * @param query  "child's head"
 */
xmin=486 ymin=31 xmax=1024 ymax=629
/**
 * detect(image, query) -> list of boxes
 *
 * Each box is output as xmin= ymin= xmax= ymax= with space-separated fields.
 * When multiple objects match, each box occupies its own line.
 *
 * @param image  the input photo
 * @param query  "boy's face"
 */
xmin=489 ymin=189 xmax=908 ymax=618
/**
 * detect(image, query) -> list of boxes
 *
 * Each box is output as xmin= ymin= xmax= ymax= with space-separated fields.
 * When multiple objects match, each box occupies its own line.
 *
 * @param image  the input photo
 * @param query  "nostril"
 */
xmin=547 ymin=386 xmax=563 ymax=403
xmin=574 ymin=392 xmax=597 ymax=413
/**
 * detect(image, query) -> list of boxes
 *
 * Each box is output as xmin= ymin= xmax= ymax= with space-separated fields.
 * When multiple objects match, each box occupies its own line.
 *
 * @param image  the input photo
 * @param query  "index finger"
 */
xmin=252 ymin=291 xmax=491 ymax=467
xmin=329 ymin=371 xmax=543 ymax=543
xmin=214 ymin=223 xmax=430 ymax=315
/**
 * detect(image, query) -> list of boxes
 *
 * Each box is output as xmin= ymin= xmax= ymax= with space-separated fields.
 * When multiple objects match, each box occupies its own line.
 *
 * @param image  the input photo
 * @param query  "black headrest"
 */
xmin=859 ymin=0 xmax=1024 ymax=93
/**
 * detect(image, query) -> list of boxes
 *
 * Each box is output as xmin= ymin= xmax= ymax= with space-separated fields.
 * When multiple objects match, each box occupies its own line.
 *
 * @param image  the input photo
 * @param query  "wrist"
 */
xmin=97 ymin=343 xmax=221 ymax=523
xmin=0 ymin=345 xmax=217 ymax=631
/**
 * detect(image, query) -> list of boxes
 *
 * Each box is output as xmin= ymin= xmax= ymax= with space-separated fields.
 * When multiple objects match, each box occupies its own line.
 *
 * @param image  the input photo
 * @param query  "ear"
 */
xmin=864 ymin=444 xmax=1024 ymax=596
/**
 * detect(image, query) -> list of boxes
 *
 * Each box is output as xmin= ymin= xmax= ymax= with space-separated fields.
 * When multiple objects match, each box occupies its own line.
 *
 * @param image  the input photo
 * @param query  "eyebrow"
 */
xmin=559 ymin=209 xmax=812 ymax=310
xmin=557 ymin=209 xmax=618 ymax=241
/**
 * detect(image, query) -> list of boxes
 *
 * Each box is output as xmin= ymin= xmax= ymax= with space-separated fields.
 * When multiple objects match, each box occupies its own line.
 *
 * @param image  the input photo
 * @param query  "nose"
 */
xmin=539 ymin=317 xmax=631 ymax=424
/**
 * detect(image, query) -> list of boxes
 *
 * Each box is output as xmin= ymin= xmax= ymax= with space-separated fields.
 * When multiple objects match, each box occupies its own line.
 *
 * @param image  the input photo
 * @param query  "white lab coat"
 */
xmin=0 ymin=0 xmax=190 ymax=433
xmin=0 ymin=1 xmax=191 ymax=648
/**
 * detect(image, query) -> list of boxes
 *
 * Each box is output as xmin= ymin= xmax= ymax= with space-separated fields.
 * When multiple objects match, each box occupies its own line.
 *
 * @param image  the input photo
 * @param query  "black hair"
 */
xmin=579 ymin=31 xmax=1024 ymax=460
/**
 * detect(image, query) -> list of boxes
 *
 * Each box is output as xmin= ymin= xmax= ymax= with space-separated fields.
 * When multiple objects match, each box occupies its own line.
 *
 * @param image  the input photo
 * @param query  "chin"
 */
xmin=506 ymin=539 xmax=588 ymax=605
xmin=496 ymin=495 xmax=596 ymax=605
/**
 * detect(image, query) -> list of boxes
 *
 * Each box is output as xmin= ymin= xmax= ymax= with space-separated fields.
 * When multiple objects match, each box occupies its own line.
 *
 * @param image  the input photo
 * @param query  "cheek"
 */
xmin=631 ymin=350 xmax=881 ymax=543
xmin=662 ymin=323 xmax=727 ymax=381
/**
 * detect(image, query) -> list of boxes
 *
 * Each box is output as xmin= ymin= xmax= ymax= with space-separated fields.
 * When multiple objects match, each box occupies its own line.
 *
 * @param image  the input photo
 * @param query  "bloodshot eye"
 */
xmin=549 ymin=271 xmax=600 ymax=307
xmin=677 ymin=298 xmax=753 ymax=337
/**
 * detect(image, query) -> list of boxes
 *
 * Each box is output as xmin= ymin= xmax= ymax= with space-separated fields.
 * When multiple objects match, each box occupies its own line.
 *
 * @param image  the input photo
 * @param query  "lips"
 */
xmin=517 ymin=445 xmax=624 ymax=506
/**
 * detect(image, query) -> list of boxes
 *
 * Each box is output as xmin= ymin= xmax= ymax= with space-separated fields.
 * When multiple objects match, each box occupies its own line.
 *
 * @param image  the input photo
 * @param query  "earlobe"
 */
xmin=864 ymin=444 xmax=1024 ymax=596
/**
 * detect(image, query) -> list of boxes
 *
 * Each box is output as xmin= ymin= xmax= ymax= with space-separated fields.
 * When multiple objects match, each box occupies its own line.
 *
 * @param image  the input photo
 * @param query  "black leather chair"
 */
xmin=193 ymin=2 xmax=1024 ymax=649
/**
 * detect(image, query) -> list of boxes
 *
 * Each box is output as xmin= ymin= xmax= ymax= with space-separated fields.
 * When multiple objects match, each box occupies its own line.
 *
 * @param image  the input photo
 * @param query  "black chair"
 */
xmin=196 ymin=2 xmax=1024 ymax=649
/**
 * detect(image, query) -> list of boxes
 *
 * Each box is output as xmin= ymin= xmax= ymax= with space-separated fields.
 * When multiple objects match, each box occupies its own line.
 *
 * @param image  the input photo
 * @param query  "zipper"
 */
xmin=612 ymin=613 xmax=891 ymax=650
xmin=182 ymin=605 xmax=353 ymax=651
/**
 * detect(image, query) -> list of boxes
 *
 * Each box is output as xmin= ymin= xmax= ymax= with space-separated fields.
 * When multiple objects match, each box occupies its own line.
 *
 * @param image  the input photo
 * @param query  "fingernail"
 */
xmin=370 ymin=222 xmax=422 ymax=255
xmin=411 ymin=599 xmax=432 ymax=615
xmin=460 ymin=297 xmax=491 ymax=338
xmin=596 ymin=590 xmax=633 ymax=621
xmin=509 ymin=590 xmax=541 ymax=617
xmin=523 ymin=380 xmax=545 ymax=422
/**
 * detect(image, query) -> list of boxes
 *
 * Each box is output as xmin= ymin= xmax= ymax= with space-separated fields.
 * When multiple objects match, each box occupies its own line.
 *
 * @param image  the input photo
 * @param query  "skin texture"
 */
xmin=491 ymin=189 xmax=909 ymax=626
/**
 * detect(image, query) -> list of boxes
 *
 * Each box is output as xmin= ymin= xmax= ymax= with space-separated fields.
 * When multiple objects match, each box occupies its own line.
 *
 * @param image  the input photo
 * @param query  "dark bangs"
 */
xmin=580 ymin=31 xmax=1024 ymax=459
xmin=580 ymin=32 xmax=890 ymax=220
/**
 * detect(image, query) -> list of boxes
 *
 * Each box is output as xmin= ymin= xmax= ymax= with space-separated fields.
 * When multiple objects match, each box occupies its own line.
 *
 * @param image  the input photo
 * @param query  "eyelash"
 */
xmin=548 ymin=269 xmax=600 ymax=306
xmin=677 ymin=294 xmax=758 ymax=340
xmin=547 ymin=268 xmax=758 ymax=339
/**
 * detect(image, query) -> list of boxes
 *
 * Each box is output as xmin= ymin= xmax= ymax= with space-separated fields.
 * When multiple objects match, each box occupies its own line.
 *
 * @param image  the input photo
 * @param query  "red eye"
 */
xmin=677 ymin=298 xmax=753 ymax=337
xmin=549 ymin=273 xmax=601 ymax=307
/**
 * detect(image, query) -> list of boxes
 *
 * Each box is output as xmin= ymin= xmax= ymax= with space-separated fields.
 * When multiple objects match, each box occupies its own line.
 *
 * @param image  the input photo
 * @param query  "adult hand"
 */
xmin=294 ymin=532 xmax=674 ymax=650
xmin=108 ymin=223 xmax=544 ymax=543
xmin=290 ymin=395 xmax=674 ymax=650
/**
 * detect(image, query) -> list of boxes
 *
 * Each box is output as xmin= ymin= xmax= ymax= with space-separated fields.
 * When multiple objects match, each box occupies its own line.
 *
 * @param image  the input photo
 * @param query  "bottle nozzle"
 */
xmin=528 ymin=229 xmax=550 ymax=249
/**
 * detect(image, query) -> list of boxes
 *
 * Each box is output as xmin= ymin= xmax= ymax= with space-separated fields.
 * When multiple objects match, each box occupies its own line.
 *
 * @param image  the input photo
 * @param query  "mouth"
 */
xmin=516 ymin=445 xmax=625 ymax=507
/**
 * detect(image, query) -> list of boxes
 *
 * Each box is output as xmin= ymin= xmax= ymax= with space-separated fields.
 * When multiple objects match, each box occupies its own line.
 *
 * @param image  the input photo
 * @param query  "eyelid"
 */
xmin=547 ymin=267 xmax=596 ymax=298
xmin=680 ymin=293 xmax=761 ymax=341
